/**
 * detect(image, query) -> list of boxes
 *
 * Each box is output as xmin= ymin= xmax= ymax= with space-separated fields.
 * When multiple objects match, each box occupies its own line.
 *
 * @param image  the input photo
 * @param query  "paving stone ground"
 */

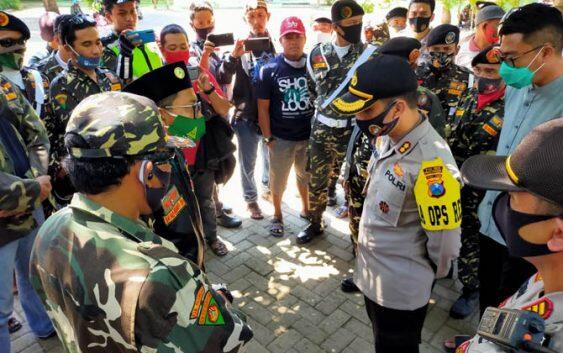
xmin=10 ymin=5 xmax=478 ymax=353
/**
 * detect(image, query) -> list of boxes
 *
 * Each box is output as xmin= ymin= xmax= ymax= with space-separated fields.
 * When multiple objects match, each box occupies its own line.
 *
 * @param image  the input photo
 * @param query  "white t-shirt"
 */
xmin=455 ymin=34 xmax=480 ymax=71
xmin=333 ymin=43 xmax=351 ymax=60
xmin=458 ymin=274 xmax=563 ymax=353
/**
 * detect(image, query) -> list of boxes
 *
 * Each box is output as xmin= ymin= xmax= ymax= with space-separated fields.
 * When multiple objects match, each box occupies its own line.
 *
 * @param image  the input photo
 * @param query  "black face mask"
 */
xmin=493 ymin=192 xmax=557 ymax=258
xmin=337 ymin=22 xmax=363 ymax=44
xmin=139 ymin=160 xmax=171 ymax=213
xmin=477 ymin=77 xmax=503 ymax=95
xmin=409 ymin=17 xmax=431 ymax=33
xmin=428 ymin=52 xmax=454 ymax=71
xmin=356 ymin=101 xmax=399 ymax=138
xmin=195 ymin=27 xmax=214 ymax=41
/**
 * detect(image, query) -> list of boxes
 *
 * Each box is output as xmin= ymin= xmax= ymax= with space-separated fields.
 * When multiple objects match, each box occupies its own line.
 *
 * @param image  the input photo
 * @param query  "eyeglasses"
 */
xmin=164 ymin=101 xmax=202 ymax=118
xmin=497 ymin=45 xmax=544 ymax=67
xmin=0 ymin=38 xmax=26 ymax=48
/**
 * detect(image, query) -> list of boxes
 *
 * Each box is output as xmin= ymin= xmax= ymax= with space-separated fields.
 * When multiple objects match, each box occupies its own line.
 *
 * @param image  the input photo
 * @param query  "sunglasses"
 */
xmin=0 ymin=38 xmax=26 ymax=48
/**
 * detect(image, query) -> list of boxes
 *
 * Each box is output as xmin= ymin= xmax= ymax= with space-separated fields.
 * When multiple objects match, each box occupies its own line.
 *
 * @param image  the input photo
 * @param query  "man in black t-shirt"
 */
xmin=257 ymin=16 xmax=315 ymax=238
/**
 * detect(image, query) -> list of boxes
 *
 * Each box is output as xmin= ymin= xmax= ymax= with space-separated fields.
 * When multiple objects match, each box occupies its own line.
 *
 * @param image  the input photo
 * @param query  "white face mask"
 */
xmin=315 ymin=31 xmax=332 ymax=44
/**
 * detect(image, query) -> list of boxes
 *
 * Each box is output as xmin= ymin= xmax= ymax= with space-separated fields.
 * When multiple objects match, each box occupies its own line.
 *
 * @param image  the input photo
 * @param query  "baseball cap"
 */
xmin=245 ymin=0 xmax=267 ymax=12
xmin=476 ymin=5 xmax=505 ymax=26
xmin=280 ymin=16 xmax=306 ymax=38
xmin=65 ymin=92 xmax=187 ymax=159
xmin=461 ymin=118 xmax=563 ymax=205
xmin=39 ymin=12 xmax=58 ymax=42
xmin=330 ymin=54 xmax=418 ymax=115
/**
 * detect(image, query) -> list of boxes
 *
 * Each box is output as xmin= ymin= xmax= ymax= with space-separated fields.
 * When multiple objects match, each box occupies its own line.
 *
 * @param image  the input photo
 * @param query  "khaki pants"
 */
xmin=268 ymin=138 xmax=308 ymax=196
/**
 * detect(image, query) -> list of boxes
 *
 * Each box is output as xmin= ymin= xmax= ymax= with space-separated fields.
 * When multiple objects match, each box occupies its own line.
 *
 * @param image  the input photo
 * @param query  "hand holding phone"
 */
xmin=129 ymin=29 xmax=155 ymax=45
xmin=244 ymin=37 xmax=270 ymax=53
xmin=206 ymin=33 xmax=234 ymax=47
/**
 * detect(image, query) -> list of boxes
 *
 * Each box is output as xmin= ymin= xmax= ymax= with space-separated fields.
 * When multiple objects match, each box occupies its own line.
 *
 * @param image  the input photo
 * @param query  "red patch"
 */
xmin=455 ymin=340 xmax=471 ymax=353
xmin=379 ymin=201 xmax=389 ymax=214
xmin=521 ymin=297 xmax=554 ymax=320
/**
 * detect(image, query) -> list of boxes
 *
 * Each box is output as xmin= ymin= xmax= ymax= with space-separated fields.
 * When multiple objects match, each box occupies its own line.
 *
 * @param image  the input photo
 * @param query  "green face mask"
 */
xmin=499 ymin=47 xmax=545 ymax=89
xmin=168 ymin=114 xmax=206 ymax=143
xmin=0 ymin=52 xmax=24 ymax=70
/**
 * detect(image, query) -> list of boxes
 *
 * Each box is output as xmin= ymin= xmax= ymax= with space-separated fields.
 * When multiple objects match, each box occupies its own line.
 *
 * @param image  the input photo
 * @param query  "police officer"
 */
xmin=0 ymin=74 xmax=55 ymax=353
xmin=298 ymin=0 xmax=374 ymax=244
xmin=416 ymin=24 xmax=471 ymax=126
xmin=458 ymin=119 xmax=563 ymax=353
xmin=101 ymin=0 xmax=163 ymax=82
xmin=33 ymin=14 xmax=74 ymax=84
xmin=48 ymin=14 xmax=122 ymax=206
xmin=339 ymin=36 xmax=445 ymax=293
xmin=330 ymin=55 xmax=461 ymax=352
xmin=447 ymin=46 xmax=505 ymax=320
xmin=0 ymin=11 xmax=50 ymax=120
xmin=30 ymin=91 xmax=253 ymax=352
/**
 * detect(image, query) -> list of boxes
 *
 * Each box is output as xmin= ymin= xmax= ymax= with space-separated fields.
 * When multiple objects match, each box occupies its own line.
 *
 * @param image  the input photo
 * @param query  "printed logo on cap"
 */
xmin=287 ymin=20 xmax=298 ymax=28
xmin=486 ymin=47 xmax=501 ymax=64
xmin=445 ymin=31 xmax=456 ymax=44
xmin=174 ymin=67 xmax=186 ymax=79
xmin=0 ymin=13 xmax=9 ymax=27
xmin=341 ymin=6 xmax=353 ymax=19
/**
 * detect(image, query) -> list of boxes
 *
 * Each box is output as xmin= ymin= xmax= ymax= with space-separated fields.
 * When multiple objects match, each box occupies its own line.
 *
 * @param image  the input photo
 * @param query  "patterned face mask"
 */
xmin=428 ymin=52 xmax=454 ymax=71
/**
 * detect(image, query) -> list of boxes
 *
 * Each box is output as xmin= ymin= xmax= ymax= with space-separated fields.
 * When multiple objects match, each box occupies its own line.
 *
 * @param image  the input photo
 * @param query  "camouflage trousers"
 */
xmin=458 ymin=189 xmax=482 ymax=292
xmin=347 ymin=133 xmax=372 ymax=246
xmin=307 ymin=119 xmax=352 ymax=224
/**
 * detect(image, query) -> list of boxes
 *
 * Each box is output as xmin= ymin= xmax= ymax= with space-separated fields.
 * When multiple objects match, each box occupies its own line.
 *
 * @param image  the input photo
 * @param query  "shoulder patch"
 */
xmin=198 ymin=291 xmax=225 ymax=326
xmin=521 ymin=297 xmax=554 ymax=320
xmin=414 ymin=158 xmax=462 ymax=231
xmin=398 ymin=141 xmax=412 ymax=154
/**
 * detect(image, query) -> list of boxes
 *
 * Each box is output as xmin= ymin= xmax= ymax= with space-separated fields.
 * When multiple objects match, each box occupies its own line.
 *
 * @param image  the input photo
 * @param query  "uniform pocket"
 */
xmin=374 ymin=182 xmax=407 ymax=227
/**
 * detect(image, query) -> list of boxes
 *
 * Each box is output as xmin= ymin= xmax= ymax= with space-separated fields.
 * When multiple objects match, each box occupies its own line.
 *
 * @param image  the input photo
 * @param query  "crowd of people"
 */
xmin=0 ymin=0 xmax=562 ymax=352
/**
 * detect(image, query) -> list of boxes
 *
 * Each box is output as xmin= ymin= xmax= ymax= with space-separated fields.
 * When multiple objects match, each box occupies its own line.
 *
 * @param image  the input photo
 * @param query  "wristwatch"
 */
xmin=203 ymin=84 xmax=215 ymax=95
xmin=263 ymin=136 xmax=275 ymax=144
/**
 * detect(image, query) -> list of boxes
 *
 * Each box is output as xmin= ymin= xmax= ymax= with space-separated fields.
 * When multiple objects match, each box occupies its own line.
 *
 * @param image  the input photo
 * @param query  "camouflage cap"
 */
xmin=65 ymin=92 xmax=186 ymax=159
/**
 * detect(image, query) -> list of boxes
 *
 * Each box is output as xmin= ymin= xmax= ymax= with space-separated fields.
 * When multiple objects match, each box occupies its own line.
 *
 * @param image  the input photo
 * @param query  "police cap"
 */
xmin=426 ymin=24 xmax=460 ymax=47
xmin=331 ymin=0 xmax=364 ymax=23
xmin=330 ymin=54 xmax=418 ymax=115
xmin=65 ymin=92 xmax=185 ymax=159
xmin=123 ymin=62 xmax=193 ymax=103
xmin=0 ymin=11 xmax=30 ymax=40
xmin=462 ymin=118 xmax=563 ymax=206
xmin=379 ymin=36 xmax=421 ymax=60
xmin=471 ymin=45 xmax=501 ymax=67
xmin=386 ymin=7 xmax=408 ymax=21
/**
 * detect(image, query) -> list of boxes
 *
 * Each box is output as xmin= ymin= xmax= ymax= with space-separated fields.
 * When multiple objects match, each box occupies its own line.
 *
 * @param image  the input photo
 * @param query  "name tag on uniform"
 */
xmin=414 ymin=158 xmax=462 ymax=231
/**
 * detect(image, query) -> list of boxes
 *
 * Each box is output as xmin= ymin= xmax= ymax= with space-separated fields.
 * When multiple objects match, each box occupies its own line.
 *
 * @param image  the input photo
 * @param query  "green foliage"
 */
xmin=0 ymin=0 xmax=21 ymax=10
xmin=361 ymin=0 xmax=374 ymax=14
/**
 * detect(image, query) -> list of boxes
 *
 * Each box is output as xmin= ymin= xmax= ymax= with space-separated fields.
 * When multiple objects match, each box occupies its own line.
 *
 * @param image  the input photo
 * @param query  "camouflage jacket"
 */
xmin=307 ymin=42 xmax=373 ymax=120
xmin=416 ymin=63 xmax=471 ymax=121
xmin=33 ymin=50 xmax=65 ymax=84
xmin=48 ymin=63 xmax=122 ymax=161
xmin=370 ymin=22 xmax=390 ymax=46
xmin=0 ymin=75 xmax=50 ymax=246
xmin=31 ymin=193 xmax=253 ymax=353
xmin=0 ymin=66 xmax=51 ymax=120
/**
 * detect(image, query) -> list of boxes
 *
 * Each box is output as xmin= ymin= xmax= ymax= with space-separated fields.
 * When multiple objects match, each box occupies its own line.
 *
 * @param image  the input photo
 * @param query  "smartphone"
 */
xmin=206 ymin=33 xmax=234 ymax=47
xmin=130 ymin=29 xmax=155 ymax=44
xmin=187 ymin=66 xmax=200 ymax=81
xmin=244 ymin=37 xmax=270 ymax=53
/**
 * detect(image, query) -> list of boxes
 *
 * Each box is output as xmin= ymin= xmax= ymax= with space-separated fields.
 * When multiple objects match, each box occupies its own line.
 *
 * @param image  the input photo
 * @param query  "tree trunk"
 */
xmin=43 ymin=0 xmax=60 ymax=13
xmin=441 ymin=7 xmax=452 ymax=24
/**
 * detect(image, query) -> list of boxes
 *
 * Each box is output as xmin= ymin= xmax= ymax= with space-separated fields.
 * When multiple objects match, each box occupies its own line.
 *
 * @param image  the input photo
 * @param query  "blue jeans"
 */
xmin=0 ymin=208 xmax=54 ymax=353
xmin=232 ymin=119 xmax=270 ymax=203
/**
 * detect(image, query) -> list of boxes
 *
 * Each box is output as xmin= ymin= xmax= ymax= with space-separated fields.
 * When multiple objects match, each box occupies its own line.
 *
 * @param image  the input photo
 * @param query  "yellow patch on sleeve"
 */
xmin=482 ymin=124 xmax=498 ymax=136
xmin=414 ymin=158 xmax=462 ymax=231
xmin=110 ymin=83 xmax=122 ymax=91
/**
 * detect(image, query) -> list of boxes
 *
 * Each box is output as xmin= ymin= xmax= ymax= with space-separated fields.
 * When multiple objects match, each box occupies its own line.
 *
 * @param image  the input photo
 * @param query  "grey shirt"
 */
xmin=354 ymin=118 xmax=461 ymax=310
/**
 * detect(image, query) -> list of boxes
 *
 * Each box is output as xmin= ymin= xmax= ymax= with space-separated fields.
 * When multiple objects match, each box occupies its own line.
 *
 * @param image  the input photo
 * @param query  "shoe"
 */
xmin=340 ymin=277 xmax=360 ymax=293
xmin=8 ymin=317 xmax=22 ymax=334
xmin=38 ymin=331 xmax=57 ymax=340
xmin=222 ymin=206 xmax=233 ymax=214
xmin=449 ymin=290 xmax=479 ymax=319
xmin=217 ymin=212 xmax=242 ymax=228
xmin=296 ymin=222 xmax=323 ymax=244
xmin=327 ymin=188 xmax=337 ymax=206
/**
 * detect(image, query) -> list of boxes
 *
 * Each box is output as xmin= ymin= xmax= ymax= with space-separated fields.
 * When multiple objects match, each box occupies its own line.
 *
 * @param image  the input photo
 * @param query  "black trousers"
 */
xmin=478 ymin=233 xmax=536 ymax=317
xmin=364 ymin=296 xmax=428 ymax=353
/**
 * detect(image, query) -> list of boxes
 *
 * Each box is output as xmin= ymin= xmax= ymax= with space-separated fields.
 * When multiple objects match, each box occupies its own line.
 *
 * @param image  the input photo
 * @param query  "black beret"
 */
xmin=331 ymin=0 xmax=365 ymax=23
xmin=122 ymin=62 xmax=193 ymax=103
xmin=379 ymin=37 xmax=421 ymax=60
xmin=330 ymin=54 xmax=418 ymax=115
xmin=0 ymin=11 xmax=30 ymax=40
xmin=409 ymin=0 xmax=435 ymax=13
xmin=426 ymin=24 xmax=460 ymax=47
xmin=386 ymin=7 xmax=408 ymax=21
xmin=471 ymin=45 xmax=501 ymax=67
xmin=314 ymin=17 xmax=332 ymax=24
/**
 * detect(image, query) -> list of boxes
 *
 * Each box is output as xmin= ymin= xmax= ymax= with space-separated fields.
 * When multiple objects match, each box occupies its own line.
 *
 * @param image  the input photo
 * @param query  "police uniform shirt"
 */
xmin=458 ymin=274 xmax=563 ymax=352
xmin=354 ymin=117 xmax=462 ymax=311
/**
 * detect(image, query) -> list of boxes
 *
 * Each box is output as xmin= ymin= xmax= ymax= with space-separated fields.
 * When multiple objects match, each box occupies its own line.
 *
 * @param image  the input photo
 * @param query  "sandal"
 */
xmin=299 ymin=212 xmax=310 ymax=220
xmin=443 ymin=335 xmax=472 ymax=353
xmin=210 ymin=239 xmax=229 ymax=257
xmin=8 ymin=317 xmax=22 ymax=334
xmin=269 ymin=219 xmax=284 ymax=238
xmin=335 ymin=205 xmax=349 ymax=219
xmin=247 ymin=202 xmax=264 ymax=220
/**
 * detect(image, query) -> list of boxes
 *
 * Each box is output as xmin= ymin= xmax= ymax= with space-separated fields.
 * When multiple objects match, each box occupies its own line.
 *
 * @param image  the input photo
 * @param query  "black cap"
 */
xmin=379 ymin=37 xmax=421 ymax=60
xmin=0 ymin=12 xmax=30 ymax=40
xmin=331 ymin=0 xmax=365 ymax=23
xmin=122 ymin=62 xmax=193 ymax=102
xmin=330 ymin=54 xmax=418 ymax=115
xmin=461 ymin=118 xmax=563 ymax=205
xmin=471 ymin=45 xmax=501 ymax=67
xmin=386 ymin=7 xmax=408 ymax=21
xmin=426 ymin=24 xmax=460 ymax=47
xmin=409 ymin=0 xmax=436 ymax=13
xmin=104 ymin=0 xmax=138 ymax=11
xmin=314 ymin=16 xmax=332 ymax=24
